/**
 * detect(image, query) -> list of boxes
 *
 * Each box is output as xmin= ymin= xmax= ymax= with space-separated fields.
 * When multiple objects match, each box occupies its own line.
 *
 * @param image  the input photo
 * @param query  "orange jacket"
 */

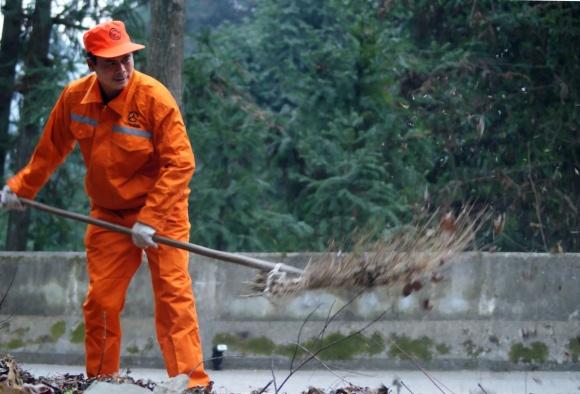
xmin=7 ymin=70 xmax=195 ymax=231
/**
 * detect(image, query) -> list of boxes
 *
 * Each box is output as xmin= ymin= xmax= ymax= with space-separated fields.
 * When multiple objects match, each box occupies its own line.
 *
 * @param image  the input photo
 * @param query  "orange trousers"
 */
xmin=82 ymin=200 xmax=210 ymax=387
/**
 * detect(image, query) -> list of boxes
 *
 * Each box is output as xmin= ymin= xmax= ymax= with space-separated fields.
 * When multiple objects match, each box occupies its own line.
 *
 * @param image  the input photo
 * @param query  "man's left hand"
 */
xmin=0 ymin=185 xmax=24 ymax=211
xmin=131 ymin=222 xmax=158 ymax=249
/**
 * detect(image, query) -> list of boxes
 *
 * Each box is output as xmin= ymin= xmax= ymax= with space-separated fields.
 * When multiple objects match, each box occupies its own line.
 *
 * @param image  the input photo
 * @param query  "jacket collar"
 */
xmin=80 ymin=74 xmax=102 ymax=105
xmin=80 ymin=71 xmax=137 ymax=116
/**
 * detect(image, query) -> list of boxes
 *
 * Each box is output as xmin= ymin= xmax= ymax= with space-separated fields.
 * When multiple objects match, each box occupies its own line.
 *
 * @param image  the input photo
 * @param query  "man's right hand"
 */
xmin=0 ymin=185 xmax=24 ymax=211
xmin=131 ymin=222 xmax=158 ymax=249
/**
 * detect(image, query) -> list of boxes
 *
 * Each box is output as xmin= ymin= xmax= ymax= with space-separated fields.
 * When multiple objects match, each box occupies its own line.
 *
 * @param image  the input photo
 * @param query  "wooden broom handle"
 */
xmin=18 ymin=197 xmax=304 ymax=276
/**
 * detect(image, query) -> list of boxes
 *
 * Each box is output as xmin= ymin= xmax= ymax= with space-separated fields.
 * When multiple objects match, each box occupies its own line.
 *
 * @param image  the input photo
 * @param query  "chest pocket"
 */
xmin=70 ymin=113 xmax=96 ymax=162
xmin=110 ymin=124 xmax=154 ymax=175
xmin=71 ymin=113 xmax=96 ymax=139
xmin=71 ymin=125 xmax=95 ymax=140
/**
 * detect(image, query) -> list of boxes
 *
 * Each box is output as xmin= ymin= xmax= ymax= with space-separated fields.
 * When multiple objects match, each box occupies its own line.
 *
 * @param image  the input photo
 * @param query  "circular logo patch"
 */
xmin=109 ymin=28 xmax=122 ymax=40
xmin=128 ymin=111 xmax=139 ymax=123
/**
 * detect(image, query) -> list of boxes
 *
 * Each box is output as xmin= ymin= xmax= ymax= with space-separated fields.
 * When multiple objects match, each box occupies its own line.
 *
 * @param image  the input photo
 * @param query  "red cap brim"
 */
xmin=92 ymin=42 xmax=145 ymax=58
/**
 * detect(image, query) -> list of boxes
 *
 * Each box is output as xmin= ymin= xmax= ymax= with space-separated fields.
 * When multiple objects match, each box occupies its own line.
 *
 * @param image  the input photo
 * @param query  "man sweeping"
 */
xmin=0 ymin=20 xmax=211 ymax=393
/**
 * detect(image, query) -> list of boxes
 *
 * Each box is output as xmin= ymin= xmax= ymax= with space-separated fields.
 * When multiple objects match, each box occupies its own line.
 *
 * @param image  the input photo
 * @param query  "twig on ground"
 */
xmin=317 ymin=300 xmax=336 ymax=349
xmin=0 ymin=269 xmax=16 ymax=311
xmin=290 ymin=304 xmax=321 ymax=371
xmin=295 ymin=343 xmax=352 ymax=386
xmin=0 ymin=319 xmax=10 ymax=330
xmin=317 ymin=289 xmax=366 ymax=348
xmin=270 ymin=359 xmax=278 ymax=393
xmin=0 ymin=268 xmax=17 ymax=329
xmin=189 ymin=354 xmax=251 ymax=377
xmin=274 ymin=310 xmax=388 ymax=393
xmin=399 ymin=379 xmax=415 ymax=394
xmin=256 ymin=290 xmax=386 ymax=394
xmin=477 ymin=383 xmax=489 ymax=394
xmin=388 ymin=339 xmax=455 ymax=394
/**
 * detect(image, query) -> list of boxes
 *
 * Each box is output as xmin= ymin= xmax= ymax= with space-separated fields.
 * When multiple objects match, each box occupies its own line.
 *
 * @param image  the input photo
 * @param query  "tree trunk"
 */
xmin=5 ymin=0 xmax=53 ymax=251
xmin=0 ymin=0 xmax=23 ymax=182
xmin=146 ymin=0 xmax=185 ymax=107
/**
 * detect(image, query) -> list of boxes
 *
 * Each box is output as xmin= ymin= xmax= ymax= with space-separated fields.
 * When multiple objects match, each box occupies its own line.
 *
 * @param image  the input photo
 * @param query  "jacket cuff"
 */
xmin=7 ymin=176 xmax=38 ymax=199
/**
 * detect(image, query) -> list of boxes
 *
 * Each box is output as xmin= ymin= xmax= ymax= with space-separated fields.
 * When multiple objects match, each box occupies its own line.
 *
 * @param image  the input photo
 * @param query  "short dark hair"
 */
xmin=86 ymin=51 xmax=97 ymax=63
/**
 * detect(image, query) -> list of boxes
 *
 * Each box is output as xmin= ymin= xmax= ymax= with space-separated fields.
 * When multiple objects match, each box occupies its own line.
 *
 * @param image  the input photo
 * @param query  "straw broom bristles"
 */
xmin=250 ymin=204 xmax=490 ymax=297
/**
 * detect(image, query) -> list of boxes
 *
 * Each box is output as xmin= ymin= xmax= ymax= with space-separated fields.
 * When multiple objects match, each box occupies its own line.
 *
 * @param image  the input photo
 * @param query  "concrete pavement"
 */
xmin=20 ymin=364 xmax=580 ymax=393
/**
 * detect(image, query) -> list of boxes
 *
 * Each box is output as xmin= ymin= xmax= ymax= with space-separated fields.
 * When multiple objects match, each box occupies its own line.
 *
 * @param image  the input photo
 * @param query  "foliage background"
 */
xmin=1 ymin=0 xmax=578 ymax=252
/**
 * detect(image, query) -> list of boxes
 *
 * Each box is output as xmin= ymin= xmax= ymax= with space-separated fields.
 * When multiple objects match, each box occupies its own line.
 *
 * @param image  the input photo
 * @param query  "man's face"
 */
xmin=88 ymin=53 xmax=134 ymax=100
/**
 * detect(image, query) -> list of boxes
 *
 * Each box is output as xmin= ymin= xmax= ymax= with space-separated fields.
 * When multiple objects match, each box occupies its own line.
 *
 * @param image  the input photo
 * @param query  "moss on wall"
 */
xmin=245 ymin=336 xmax=277 ymax=355
xmin=463 ymin=339 xmax=485 ymax=358
xmin=368 ymin=332 xmax=386 ymax=356
xmin=5 ymin=338 xmax=24 ymax=350
xmin=70 ymin=322 xmax=84 ymax=344
xmin=567 ymin=336 xmax=580 ymax=362
xmin=10 ymin=327 xmax=29 ymax=337
xmin=213 ymin=330 xmax=387 ymax=360
xmin=436 ymin=343 xmax=450 ymax=355
xmin=213 ymin=333 xmax=276 ymax=356
xmin=50 ymin=320 xmax=66 ymax=342
xmin=298 ymin=332 xmax=366 ymax=360
xmin=126 ymin=345 xmax=140 ymax=354
xmin=509 ymin=342 xmax=548 ymax=364
xmin=125 ymin=337 xmax=155 ymax=356
xmin=388 ymin=335 xmax=435 ymax=361
xmin=143 ymin=337 xmax=155 ymax=353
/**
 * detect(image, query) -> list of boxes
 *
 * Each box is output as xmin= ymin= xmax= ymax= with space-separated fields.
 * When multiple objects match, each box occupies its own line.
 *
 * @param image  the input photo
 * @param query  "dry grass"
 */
xmin=250 ymin=205 xmax=490 ymax=297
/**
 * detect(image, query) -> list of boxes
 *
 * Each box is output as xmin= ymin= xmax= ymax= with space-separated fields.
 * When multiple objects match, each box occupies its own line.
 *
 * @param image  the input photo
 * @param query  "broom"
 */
xmin=248 ymin=204 xmax=490 ymax=297
xmin=18 ymin=198 xmax=488 ymax=297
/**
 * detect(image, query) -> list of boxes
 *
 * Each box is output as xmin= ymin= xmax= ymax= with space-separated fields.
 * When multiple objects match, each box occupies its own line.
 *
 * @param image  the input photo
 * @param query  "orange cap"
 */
xmin=83 ymin=20 xmax=144 ymax=58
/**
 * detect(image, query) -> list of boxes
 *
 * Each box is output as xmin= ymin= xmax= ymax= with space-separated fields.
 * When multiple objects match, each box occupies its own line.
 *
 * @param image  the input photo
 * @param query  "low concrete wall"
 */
xmin=0 ymin=252 xmax=579 ymax=371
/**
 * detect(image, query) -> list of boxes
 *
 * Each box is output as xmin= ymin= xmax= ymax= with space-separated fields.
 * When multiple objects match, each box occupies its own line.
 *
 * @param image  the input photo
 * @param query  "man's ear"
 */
xmin=86 ymin=58 xmax=95 ymax=71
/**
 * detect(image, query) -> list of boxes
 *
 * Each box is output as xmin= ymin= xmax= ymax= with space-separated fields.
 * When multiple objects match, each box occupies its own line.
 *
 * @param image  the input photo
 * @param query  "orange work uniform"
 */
xmin=7 ymin=70 xmax=210 ymax=387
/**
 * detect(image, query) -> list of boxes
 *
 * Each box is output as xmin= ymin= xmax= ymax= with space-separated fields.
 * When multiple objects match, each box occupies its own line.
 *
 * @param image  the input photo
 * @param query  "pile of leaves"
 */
xmin=0 ymin=356 xmax=156 ymax=394
xmin=0 ymin=355 xmax=397 ymax=394
xmin=295 ymin=386 xmax=390 ymax=394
